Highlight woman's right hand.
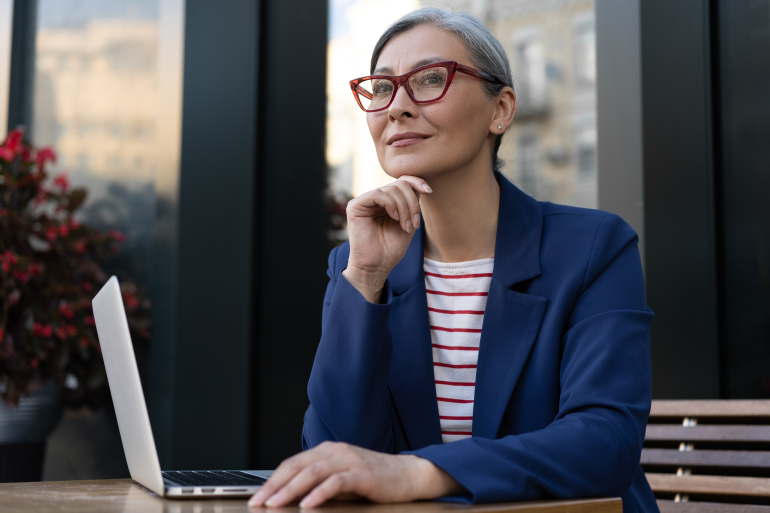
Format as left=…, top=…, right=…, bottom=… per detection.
left=342, top=176, right=432, bottom=303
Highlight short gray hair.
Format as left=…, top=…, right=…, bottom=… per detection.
left=370, top=7, right=514, bottom=171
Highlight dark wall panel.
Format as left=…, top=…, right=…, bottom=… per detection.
left=163, top=0, right=258, bottom=470
left=252, top=0, right=329, bottom=468
left=716, top=0, right=770, bottom=398
left=641, top=0, right=720, bottom=398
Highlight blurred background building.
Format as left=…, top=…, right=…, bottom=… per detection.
left=327, top=0, right=597, bottom=208
left=0, top=0, right=768, bottom=485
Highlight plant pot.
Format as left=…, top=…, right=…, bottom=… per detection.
left=0, top=380, right=63, bottom=482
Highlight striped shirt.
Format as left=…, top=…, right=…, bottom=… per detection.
left=424, top=257, right=494, bottom=443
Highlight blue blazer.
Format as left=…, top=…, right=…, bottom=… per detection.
left=302, top=173, right=658, bottom=513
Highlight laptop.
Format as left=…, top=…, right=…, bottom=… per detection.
left=93, top=276, right=270, bottom=497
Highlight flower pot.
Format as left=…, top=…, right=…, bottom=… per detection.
left=0, top=380, right=63, bottom=482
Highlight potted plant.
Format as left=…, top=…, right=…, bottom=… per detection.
left=0, top=127, right=148, bottom=482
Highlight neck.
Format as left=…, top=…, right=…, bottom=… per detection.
left=420, top=161, right=500, bottom=263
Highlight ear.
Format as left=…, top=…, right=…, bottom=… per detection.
left=489, top=86, right=516, bottom=134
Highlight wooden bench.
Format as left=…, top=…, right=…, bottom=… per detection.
left=642, top=400, right=770, bottom=512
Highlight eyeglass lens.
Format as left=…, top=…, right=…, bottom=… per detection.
left=356, top=67, right=449, bottom=111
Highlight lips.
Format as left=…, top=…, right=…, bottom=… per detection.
left=387, top=132, right=431, bottom=147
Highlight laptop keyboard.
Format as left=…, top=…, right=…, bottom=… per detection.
left=163, top=470, right=267, bottom=487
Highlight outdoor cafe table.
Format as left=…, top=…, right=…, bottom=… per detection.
left=0, top=479, right=621, bottom=512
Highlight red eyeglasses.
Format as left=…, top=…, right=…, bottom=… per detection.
left=349, top=61, right=502, bottom=113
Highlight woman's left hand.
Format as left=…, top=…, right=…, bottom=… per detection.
left=247, top=441, right=464, bottom=509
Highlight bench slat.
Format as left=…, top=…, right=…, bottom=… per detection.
left=641, top=448, right=770, bottom=468
left=646, top=473, right=770, bottom=497
left=651, top=400, right=770, bottom=418
left=645, top=425, right=770, bottom=443
left=657, top=500, right=770, bottom=512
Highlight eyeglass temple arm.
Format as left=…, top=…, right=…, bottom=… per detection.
left=352, top=82, right=373, bottom=100
left=456, top=63, right=500, bottom=84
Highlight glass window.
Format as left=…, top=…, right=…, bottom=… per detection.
left=31, top=0, right=161, bottom=290
left=327, top=0, right=597, bottom=211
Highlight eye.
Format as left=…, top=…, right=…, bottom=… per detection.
left=418, top=72, right=445, bottom=86
left=372, top=81, right=394, bottom=95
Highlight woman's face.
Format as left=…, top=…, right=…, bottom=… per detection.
left=367, top=25, right=500, bottom=181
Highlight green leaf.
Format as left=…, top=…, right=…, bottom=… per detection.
left=66, top=189, right=87, bottom=212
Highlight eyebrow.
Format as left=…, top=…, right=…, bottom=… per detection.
left=373, top=57, right=448, bottom=75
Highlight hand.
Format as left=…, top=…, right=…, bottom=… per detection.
left=247, top=441, right=463, bottom=509
left=342, top=176, right=432, bottom=303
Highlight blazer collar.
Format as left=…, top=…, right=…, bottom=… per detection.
left=388, top=172, right=543, bottom=294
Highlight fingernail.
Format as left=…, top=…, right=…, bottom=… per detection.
left=299, top=498, right=312, bottom=508
left=248, top=490, right=265, bottom=506
left=265, top=493, right=282, bottom=507
left=392, top=210, right=399, bottom=220
left=422, top=184, right=433, bottom=193
left=405, top=219, right=412, bottom=233
left=412, top=214, right=420, bottom=228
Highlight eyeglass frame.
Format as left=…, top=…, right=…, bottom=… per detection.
left=349, top=60, right=503, bottom=113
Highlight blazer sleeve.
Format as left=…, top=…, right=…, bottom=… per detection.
left=301, top=245, right=400, bottom=452
left=407, top=213, right=654, bottom=503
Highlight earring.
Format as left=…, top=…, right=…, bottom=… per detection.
left=497, top=124, right=503, bottom=130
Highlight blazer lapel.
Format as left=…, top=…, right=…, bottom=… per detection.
left=472, top=174, right=549, bottom=439
left=386, top=174, right=549, bottom=445
left=387, top=226, right=443, bottom=449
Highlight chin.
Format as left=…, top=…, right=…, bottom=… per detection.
left=382, top=155, right=447, bottom=180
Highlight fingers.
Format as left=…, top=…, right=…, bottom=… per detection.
left=391, top=180, right=422, bottom=231
left=263, top=459, right=340, bottom=507
left=373, top=187, right=411, bottom=233
left=299, top=471, right=360, bottom=509
left=248, top=443, right=334, bottom=507
left=375, top=177, right=429, bottom=233
left=396, top=175, right=433, bottom=195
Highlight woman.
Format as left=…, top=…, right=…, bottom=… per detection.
left=249, top=8, right=656, bottom=513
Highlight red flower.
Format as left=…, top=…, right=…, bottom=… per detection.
left=4, top=128, right=23, bottom=152
left=85, top=315, right=96, bottom=326
left=108, top=229, right=127, bottom=242
left=70, top=218, right=81, bottom=229
left=12, top=269, right=29, bottom=283
left=3, top=251, right=18, bottom=265
left=1, top=261, right=8, bottom=273
left=80, top=338, right=89, bottom=349
left=0, top=328, right=4, bottom=341
left=0, top=147, right=13, bottom=162
left=123, top=294, right=139, bottom=309
left=27, top=263, right=42, bottom=276
left=67, top=325, right=77, bottom=337
left=59, top=224, right=70, bottom=237
left=55, top=326, right=68, bottom=341
left=59, top=302, right=75, bottom=319
left=75, top=240, right=86, bottom=253
left=33, top=322, right=53, bottom=338
left=53, top=172, right=70, bottom=192
left=30, top=357, right=39, bottom=370
left=45, top=226, right=58, bottom=242
left=35, top=147, right=57, bottom=167
left=82, top=282, right=93, bottom=292
left=33, top=192, right=48, bottom=207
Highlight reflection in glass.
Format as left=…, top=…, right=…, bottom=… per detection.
left=327, top=0, right=597, bottom=208
left=31, top=0, right=161, bottom=292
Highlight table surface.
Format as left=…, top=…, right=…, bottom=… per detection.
left=0, top=479, right=621, bottom=513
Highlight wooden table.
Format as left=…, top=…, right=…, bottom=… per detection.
left=0, top=479, right=620, bottom=513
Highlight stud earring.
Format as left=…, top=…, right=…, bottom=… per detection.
left=497, top=124, right=503, bottom=130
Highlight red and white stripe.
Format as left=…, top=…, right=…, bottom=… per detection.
left=424, top=257, right=493, bottom=443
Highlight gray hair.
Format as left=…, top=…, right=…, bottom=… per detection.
left=370, top=7, right=514, bottom=171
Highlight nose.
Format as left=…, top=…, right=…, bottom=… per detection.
left=387, top=82, right=417, bottom=119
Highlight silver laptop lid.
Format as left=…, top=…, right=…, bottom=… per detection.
left=93, top=276, right=165, bottom=496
